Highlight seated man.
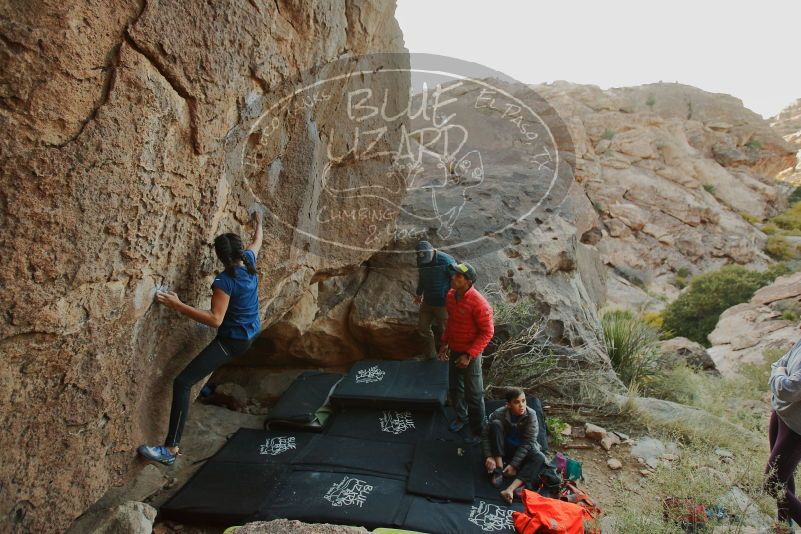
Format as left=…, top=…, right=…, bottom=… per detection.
left=481, top=387, right=547, bottom=503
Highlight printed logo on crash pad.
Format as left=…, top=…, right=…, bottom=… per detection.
left=355, top=365, right=386, bottom=384
left=323, top=475, right=374, bottom=507
left=468, top=501, right=515, bottom=532
left=379, top=410, right=415, bottom=434
left=259, top=436, right=296, bottom=456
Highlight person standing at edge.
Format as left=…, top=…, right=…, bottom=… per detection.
left=137, top=211, right=263, bottom=465
left=765, top=330, right=801, bottom=533
left=414, top=240, right=457, bottom=359
left=438, top=262, right=494, bottom=445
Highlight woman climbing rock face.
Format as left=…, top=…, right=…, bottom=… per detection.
left=137, top=211, right=263, bottom=465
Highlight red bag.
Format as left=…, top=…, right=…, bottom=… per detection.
left=663, top=497, right=707, bottom=530
left=560, top=481, right=602, bottom=519
left=512, top=489, right=595, bottom=534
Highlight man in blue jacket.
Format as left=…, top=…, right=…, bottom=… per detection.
left=414, top=240, right=456, bottom=359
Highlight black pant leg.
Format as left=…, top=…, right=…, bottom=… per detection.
left=463, top=355, right=486, bottom=435
left=488, top=419, right=505, bottom=457
left=515, top=448, right=548, bottom=485
left=164, top=336, right=250, bottom=446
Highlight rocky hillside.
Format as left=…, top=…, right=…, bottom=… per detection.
left=0, top=1, right=406, bottom=531
left=536, top=82, right=796, bottom=311
left=772, top=98, right=801, bottom=184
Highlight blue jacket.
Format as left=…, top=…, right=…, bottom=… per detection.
left=416, top=250, right=456, bottom=307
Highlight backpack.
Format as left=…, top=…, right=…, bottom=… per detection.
left=535, top=458, right=562, bottom=497
left=555, top=452, right=583, bottom=482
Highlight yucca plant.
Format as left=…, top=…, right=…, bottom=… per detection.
left=601, top=309, right=660, bottom=387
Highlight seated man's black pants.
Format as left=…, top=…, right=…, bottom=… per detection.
left=487, top=418, right=546, bottom=484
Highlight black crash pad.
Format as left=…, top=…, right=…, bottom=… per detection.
left=401, top=495, right=523, bottom=534
left=407, top=441, right=474, bottom=502
left=325, top=408, right=437, bottom=444
left=257, top=471, right=410, bottom=530
left=211, top=428, right=317, bottom=464
left=330, top=359, right=448, bottom=409
left=292, top=434, right=414, bottom=479
left=160, top=462, right=290, bottom=525
left=265, top=371, right=342, bottom=431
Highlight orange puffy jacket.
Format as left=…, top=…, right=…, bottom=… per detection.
left=513, top=489, right=594, bottom=534
left=440, top=286, right=494, bottom=357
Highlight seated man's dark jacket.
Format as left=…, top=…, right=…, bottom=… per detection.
left=481, top=405, right=540, bottom=468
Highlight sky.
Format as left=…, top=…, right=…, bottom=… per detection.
left=395, top=0, right=800, bottom=119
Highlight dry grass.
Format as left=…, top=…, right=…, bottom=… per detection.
left=484, top=314, right=620, bottom=409
left=600, top=351, right=783, bottom=532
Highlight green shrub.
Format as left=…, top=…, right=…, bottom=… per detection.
left=545, top=416, right=569, bottom=448
left=775, top=299, right=801, bottom=324
left=739, top=212, right=759, bottom=224
left=789, top=186, right=801, bottom=205
left=702, top=183, right=716, bottom=194
left=601, top=128, right=615, bottom=141
left=601, top=309, right=660, bottom=386
left=662, top=265, right=789, bottom=346
left=744, top=138, right=762, bottom=151
left=766, top=235, right=793, bottom=260
left=761, top=222, right=779, bottom=235
left=676, top=266, right=692, bottom=278
left=646, top=94, right=656, bottom=110
left=640, top=311, right=664, bottom=331
left=770, top=202, right=801, bottom=235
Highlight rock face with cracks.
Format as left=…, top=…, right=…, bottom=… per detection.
left=0, top=1, right=407, bottom=531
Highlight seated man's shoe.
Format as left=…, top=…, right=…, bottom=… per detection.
left=464, top=434, right=481, bottom=446
left=137, top=444, right=176, bottom=466
left=490, top=468, right=504, bottom=488
left=448, top=419, right=466, bottom=433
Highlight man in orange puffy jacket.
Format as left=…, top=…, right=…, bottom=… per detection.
left=437, top=262, right=495, bottom=445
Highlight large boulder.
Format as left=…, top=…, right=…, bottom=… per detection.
left=65, top=501, right=157, bottom=534
left=0, top=1, right=407, bottom=531
left=659, top=337, right=717, bottom=372
left=706, top=274, right=801, bottom=376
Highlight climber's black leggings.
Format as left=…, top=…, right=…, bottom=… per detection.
left=164, top=336, right=252, bottom=447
